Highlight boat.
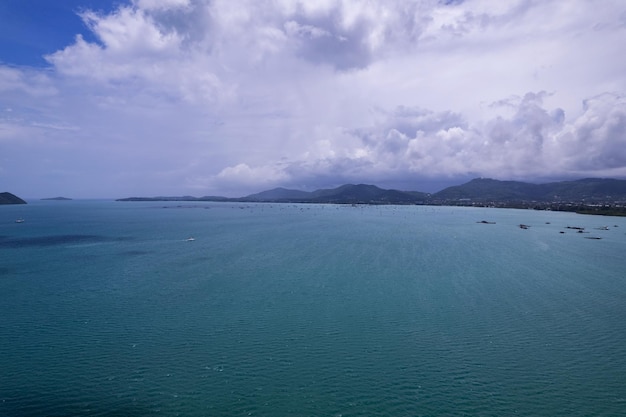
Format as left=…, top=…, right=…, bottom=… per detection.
left=15, top=218, right=24, bottom=223
left=186, top=237, right=195, bottom=241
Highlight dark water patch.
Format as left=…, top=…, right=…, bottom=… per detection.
left=0, top=235, right=132, bottom=248
left=119, top=250, right=152, bottom=256
left=0, top=394, right=155, bottom=417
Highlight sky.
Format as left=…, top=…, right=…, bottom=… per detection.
left=1, top=0, right=625, bottom=198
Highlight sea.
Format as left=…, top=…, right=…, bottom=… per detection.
left=1, top=200, right=626, bottom=417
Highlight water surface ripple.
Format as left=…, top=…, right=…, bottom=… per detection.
left=1, top=201, right=626, bottom=416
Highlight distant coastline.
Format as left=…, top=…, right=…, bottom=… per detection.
left=41, top=197, right=73, bottom=201
left=116, top=177, right=626, bottom=217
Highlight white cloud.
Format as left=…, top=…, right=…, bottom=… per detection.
left=0, top=66, right=57, bottom=97
left=47, top=7, right=184, bottom=78
left=206, top=91, right=626, bottom=193
left=133, top=0, right=190, bottom=11
left=552, top=93, right=626, bottom=173
left=284, top=21, right=331, bottom=39
left=187, top=162, right=289, bottom=196
left=2, top=0, right=625, bottom=197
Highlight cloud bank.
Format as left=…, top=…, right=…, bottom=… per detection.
left=1, top=0, right=625, bottom=197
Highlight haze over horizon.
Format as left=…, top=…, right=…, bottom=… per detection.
left=1, top=0, right=625, bottom=198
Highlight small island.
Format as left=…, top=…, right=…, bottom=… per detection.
left=0, top=192, right=27, bottom=205
left=41, top=197, right=72, bottom=201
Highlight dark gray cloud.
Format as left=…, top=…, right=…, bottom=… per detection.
left=285, top=12, right=372, bottom=70
left=280, top=1, right=430, bottom=71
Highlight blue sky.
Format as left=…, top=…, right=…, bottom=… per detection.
left=1, top=0, right=625, bottom=198
left=0, top=1, right=116, bottom=66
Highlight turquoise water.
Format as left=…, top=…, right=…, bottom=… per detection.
left=1, top=201, right=626, bottom=416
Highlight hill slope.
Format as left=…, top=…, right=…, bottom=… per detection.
left=432, top=178, right=626, bottom=202
left=244, top=187, right=312, bottom=201
left=242, top=184, right=429, bottom=203
left=0, top=192, right=27, bottom=205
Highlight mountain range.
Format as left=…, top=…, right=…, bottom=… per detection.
left=118, top=178, right=626, bottom=205
left=244, top=183, right=429, bottom=204
left=4, top=178, right=626, bottom=212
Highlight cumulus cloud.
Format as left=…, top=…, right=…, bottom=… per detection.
left=133, top=0, right=190, bottom=11
left=1, top=0, right=625, bottom=197
left=209, top=91, right=626, bottom=193
left=0, top=66, right=56, bottom=97
left=182, top=161, right=294, bottom=197
left=45, top=6, right=212, bottom=100
left=553, top=93, right=626, bottom=174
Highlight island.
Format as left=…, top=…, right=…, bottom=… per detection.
left=41, top=197, right=73, bottom=201
left=0, top=192, right=27, bottom=205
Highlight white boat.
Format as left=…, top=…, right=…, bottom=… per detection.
left=186, top=237, right=195, bottom=241
left=15, top=218, right=24, bottom=223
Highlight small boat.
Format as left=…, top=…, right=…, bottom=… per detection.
left=186, top=237, right=195, bottom=241
left=15, top=218, right=24, bottom=223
